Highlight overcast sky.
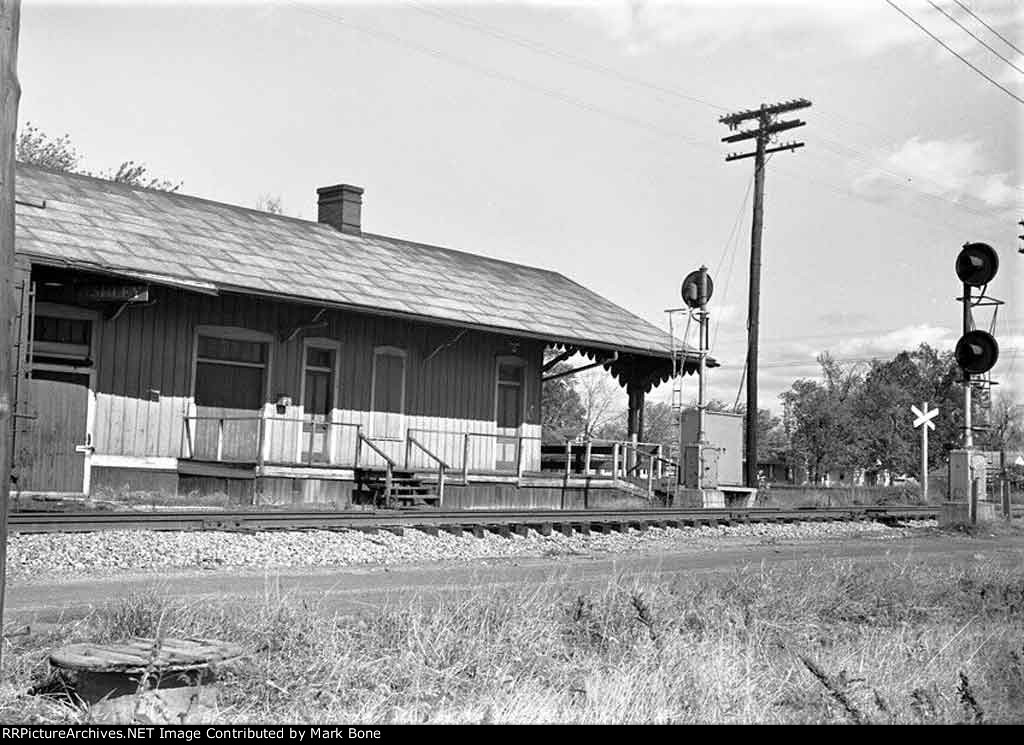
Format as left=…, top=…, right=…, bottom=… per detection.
left=16, top=0, right=1024, bottom=413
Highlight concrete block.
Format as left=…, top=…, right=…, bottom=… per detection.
left=939, top=501, right=970, bottom=528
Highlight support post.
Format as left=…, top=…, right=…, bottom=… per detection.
left=963, top=282, right=973, bottom=449
left=745, top=136, right=764, bottom=488
left=920, top=401, right=928, bottom=502
left=584, top=440, right=592, bottom=476
left=462, top=433, right=470, bottom=484
left=719, top=98, right=810, bottom=488
left=515, top=436, right=524, bottom=481
left=564, top=440, right=572, bottom=478
left=216, top=418, right=224, bottom=462
left=647, top=455, right=654, bottom=497
left=0, top=0, right=22, bottom=679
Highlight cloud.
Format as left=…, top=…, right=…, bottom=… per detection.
left=570, top=0, right=1023, bottom=59
left=851, top=136, right=1023, bottom=212
left=832, top=323, right=957, bottom=358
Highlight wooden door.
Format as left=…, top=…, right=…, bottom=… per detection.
left=495, top=361, right=524, bottom=472
left=17, top=370, right=89, bottom=492
left=302, top=346, right=335, bottom=464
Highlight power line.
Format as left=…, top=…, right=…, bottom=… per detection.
left=412, top=0, right=1024, bottom=211
left=952, top=0, right=1024, bottom=57
left=405, top=0, right=729, bottom=113
left=288, top=1, right=1011, bottom=234
left=288, top=1, right=717, bottom=152
left=885, top=0, right=1024, bottom=105
left=927, top=0, right=1024, bottom=76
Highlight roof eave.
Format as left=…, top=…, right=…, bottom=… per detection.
left=21, top=253, right=706, bottom=363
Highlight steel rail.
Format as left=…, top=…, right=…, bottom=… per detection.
left=6, top=505, right=944, bottom=535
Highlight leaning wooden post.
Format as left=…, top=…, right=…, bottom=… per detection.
left=584, top=440, right=592, bottom=476
left=461, top=433, right=470, bottom=484
left=0, top=0, right=21, bottom=678
left=564, top=440, right=572, bottom=478
left=612, top=443, right=620, bottom=480
left=647, top=454, right=654, bottom=497
left=515, top=436, right=525, bottom=482
left=216, top=418, right=224, bottom=462
left=437, top=463, right=445, bottom=506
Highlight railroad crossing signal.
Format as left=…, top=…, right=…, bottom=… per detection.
left=912, top=402, right=937, bottom=500
left=911, top=403, right=938, bottom=430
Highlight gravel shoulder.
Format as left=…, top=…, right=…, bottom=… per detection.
left=7, top=518, right=943, bottom=586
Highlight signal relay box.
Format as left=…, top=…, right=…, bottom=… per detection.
left=680, top=409, right=743, bottom=486
left=948, top=449, right=988, bottom=501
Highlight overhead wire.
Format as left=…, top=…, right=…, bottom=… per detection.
left=927, top=0, right=1024, bottom=75
left=884, top=0, right=1024, bottom=105
left=288, top=1, right=1015, bottom=235
left=951, top=0, right=1023, bottom=57
left=405, top=0, right=1024, bottom=210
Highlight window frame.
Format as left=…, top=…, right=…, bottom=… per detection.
left=369, top=345, right=407, bottom=439
left=32, top=302, right=97, bottom=364
left=494, top=355, right=527, bottom=431
left=299, top=338, right=342, bottom=420
left=189, top=325, right=273, bottom=409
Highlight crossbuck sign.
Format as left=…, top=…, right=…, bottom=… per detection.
left=912, top=403, right=939, bottom=430
left=911, top=402, right=939, bottom=499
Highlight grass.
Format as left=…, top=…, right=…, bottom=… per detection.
left=3, top=558, right=1023, bottom=724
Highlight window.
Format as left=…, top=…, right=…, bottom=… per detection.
left=496, top=359, right=525, bottom=429
left=33, top=315, right=92, bottom=363
left=372, top=348, right=405, bottom=414
left=371, top=347, right=406, bottom=438
left=303, top=345, right=336, bottom=418
left=194, top=334, right=268, bottom=410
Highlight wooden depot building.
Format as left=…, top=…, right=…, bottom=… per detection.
left=10, top=164, right=704, bottom=509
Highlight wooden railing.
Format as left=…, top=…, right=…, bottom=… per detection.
left=405, top=429, right=543, bottom=483
left=355, top=432, right=396, bottom=507
left=182, top=414, right=363, bottom=466
left=539, top=439, right=680, bottom=500
left=406, top=434, right=449, bottom=505
left=182, top=414, right=265, bottom=464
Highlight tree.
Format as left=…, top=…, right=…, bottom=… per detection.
left=577, top=368, right=625, bottom=440
left=705, top=399, right=786, bottom=462
left=255, top=193, right=285, bottom=215
left=853, top=344, right=961, bottom=479
left=541, top=361, right=585, bottom=443
left=16, top=122, right=78, bottom=171
left=983, top=394, right=1024, bottom=452
left=779, top=354, right=865, bottom=483
left=16, top=122, right=180, bottom=192
left=105, top=160, right=181, bottom=192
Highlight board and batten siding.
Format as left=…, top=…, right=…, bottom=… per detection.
left=89, top=287, right=544, bottom=470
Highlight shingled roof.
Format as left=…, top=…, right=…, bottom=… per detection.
left=14, top=163, right=693, bottom=365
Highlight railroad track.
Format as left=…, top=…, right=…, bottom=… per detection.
left=7, top=505, right=942, bottom=535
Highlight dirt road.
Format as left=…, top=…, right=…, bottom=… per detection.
left=7, top=530, right=1022, bottom=624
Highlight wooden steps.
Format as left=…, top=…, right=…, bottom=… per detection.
left=353, top=468, right=440, bottom=509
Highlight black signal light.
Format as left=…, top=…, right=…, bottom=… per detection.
left=955, top=330, right=999, bottom=375
left=955, top=242, right=999, bottom=286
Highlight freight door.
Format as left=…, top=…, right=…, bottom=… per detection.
left=17, top=370, right=90, bottom=492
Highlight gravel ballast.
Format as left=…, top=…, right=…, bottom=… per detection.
left=6, top=518, right=936, bottom=583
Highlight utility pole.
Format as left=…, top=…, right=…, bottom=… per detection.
left=0, top=0, right=21, bottom=676
left=719, top=98, right=811, bottom=488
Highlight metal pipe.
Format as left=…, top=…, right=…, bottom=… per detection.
left=963, top=282, right=973, bottom=448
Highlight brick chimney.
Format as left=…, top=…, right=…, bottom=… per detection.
left=317, top=183, right=363, bottom=235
